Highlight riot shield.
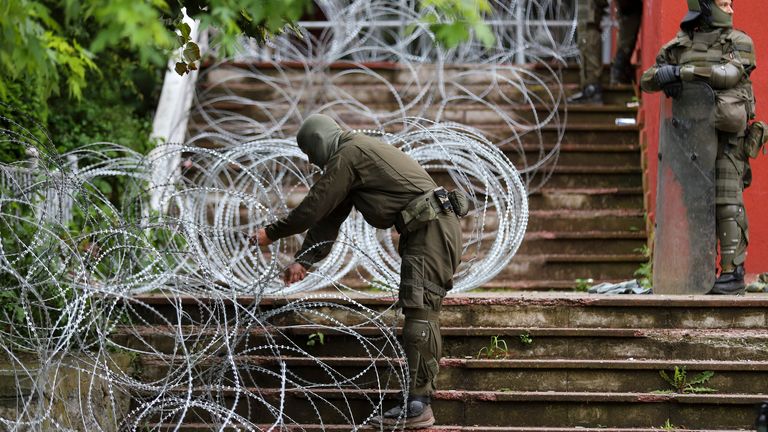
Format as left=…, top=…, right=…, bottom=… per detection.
left=652, top=81, right=717, bottom=295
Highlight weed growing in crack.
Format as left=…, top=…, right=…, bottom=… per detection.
left=477, top=335, right=509, bottom=359
left=654, top=366, right=717, bottom=394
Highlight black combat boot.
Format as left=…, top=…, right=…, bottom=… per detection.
left=709, top=264, right=746, bottom=295
left=567, top=83, right=603, bottom=104
left=370, top=396, right=435, bottom=429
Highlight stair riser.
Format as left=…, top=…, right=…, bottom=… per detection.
left=430, top=171, right=641, bottom=190
left=138, top=363, right=768, bottom=394
left=526, top=215, right=645, bottom=232
left=187, top=122, right=638, bottom=147
left=500, top=259, right=642, bottom=281
left=516, top=238, right=646, bottom=255
left=508, top=151, right=641, bottom=167
left=117, top=333, right=768, bottom=361
left=136, top=395, right=760, bottom=429
left=193, top=100, right=636, bottom=126
left=121, top=303, right=768, bottom=330
left=528, top=192, right=643, bottom=210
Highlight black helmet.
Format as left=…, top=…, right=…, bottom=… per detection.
left=681, top=0, right=711, bottom=29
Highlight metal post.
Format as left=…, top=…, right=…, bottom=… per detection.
left=516, top=1, right=526, bottom=64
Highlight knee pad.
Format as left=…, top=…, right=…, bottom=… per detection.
left=717, top=204, right=748, bottom=268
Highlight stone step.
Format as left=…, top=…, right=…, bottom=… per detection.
left=150, top=425, right=749, bottom=432
left=186, top=120, right=639, bottom=147
left=125, top=294, right=768, bottom=330
left=114, top=325, right=768, bottom=361
left=428, top=165, right=641, bottom=190
left=509, top=144, right=642, bottom=167
left=517, top=231, right=646, bottom=255
left=526, top=209, right=645, bottom=232
left=138, top=387, right=765, bottom=429
left=201, top=61, right=620, bottom=87
left=528, top=187, right=643, bottom=210
left=502, top=254, right=643, bottom=281
left=193, top=99, right=638, bottom=126
left=196, top=80, right=636, bottom=107
left=137, top=356, right=768, bottom=394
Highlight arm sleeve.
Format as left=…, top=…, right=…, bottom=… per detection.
left=294, top=197, right=354, bottom=269
left=640, top=47, right=670, bottom=93
left=264, top=149, right=357, bottom=241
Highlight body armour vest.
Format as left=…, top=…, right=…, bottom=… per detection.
left=666, top=28, right=756, bottom=133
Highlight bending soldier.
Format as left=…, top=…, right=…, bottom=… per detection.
left=640, top=0, right=757, bottom=294
left=570, top=0, right=643, bottom=104
left=252, top=114, right=463, bottom=428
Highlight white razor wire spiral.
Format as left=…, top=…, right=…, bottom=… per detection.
left=0, top=0, right=575, bottom=429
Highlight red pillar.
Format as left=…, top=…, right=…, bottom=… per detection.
left=639, top=0, right=768, bottom=278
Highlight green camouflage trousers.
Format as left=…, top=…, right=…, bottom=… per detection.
left=577, top=0, right=642, bottom=86
left=716, top=131, right=750, bottom=270
left=397, top=211, right=462, bottom=397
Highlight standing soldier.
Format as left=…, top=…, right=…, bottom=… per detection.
left=569, top=0, right=643, bottom=104
left=252, top=114, right=465, bottom=428
left=640, top=0, right=759, bottom=294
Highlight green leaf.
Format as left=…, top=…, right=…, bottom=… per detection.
left=473, top=22, right=495, bottom=48
left=431, top=22, right=470, bottom=49
left=182, top=42, right=201, bottom=63
left=174, top=61, right=188, bottom=75
left=687, top=370, right=715, bottom=386
left=178, top=22, right=192, bottom=41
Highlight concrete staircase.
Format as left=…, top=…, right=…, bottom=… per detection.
left=124, top=293, right=768, bottom=430
left=188, top=62, right=647, bottom=292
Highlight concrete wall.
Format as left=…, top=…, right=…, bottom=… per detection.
left=638, top=1, right=768, bottom=277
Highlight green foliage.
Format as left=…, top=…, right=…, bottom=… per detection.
left=634, top=243, right=652, bottom=289
left=0, top=0, right=313, bottom=101
left=0, top=0, right=97, bottom=99
left=658, top=419, right=678, bottom=430
left=46, top=47, right=161, bottom=156
left=421, top=0, right=495, bottom=48
left=477, top=335, right=509, bottom=359
left=2, top=0, right=493, bottom=105
left=657, top=366, right=717, bottom=394
left=574, top=278, right=593, bottom=292
left=519, top=332, right=533, bottom=345
left=307, top=332, right=325, bottom=347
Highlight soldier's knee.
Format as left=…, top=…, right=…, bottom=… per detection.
left=717, top=204, right=748, bottom=252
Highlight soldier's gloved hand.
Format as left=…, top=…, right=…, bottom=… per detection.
left=655, top=65, right=681, bottom=87
left=661, top=82, right=683, bottom=99
left=655, top=65, right=683, bottom=98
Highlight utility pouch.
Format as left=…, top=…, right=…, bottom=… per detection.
left=398, top=192, right=438, bottom=234
left=715, top=87, right=748, bottom=133
left=746, top=121, right=768, bottom=159
left=448, top=190, right=470, bottom=217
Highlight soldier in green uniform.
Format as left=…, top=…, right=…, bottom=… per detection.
left=640, top=0, right=756, bottom=294
left=569, top=0, right=643, bottom=104
left=252, top=114, right=463, bottom=428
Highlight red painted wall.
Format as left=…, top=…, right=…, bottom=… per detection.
left=639, top=0, right=768, bottom=278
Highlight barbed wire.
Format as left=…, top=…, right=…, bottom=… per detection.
left=0, top=0, right=575, bottom=429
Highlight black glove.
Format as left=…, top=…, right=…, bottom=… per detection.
left=655, top=65, right=682, bottom=98
left=662, top=82, right=682, bottom=98
left=655, top=64, right=680, bottom=86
